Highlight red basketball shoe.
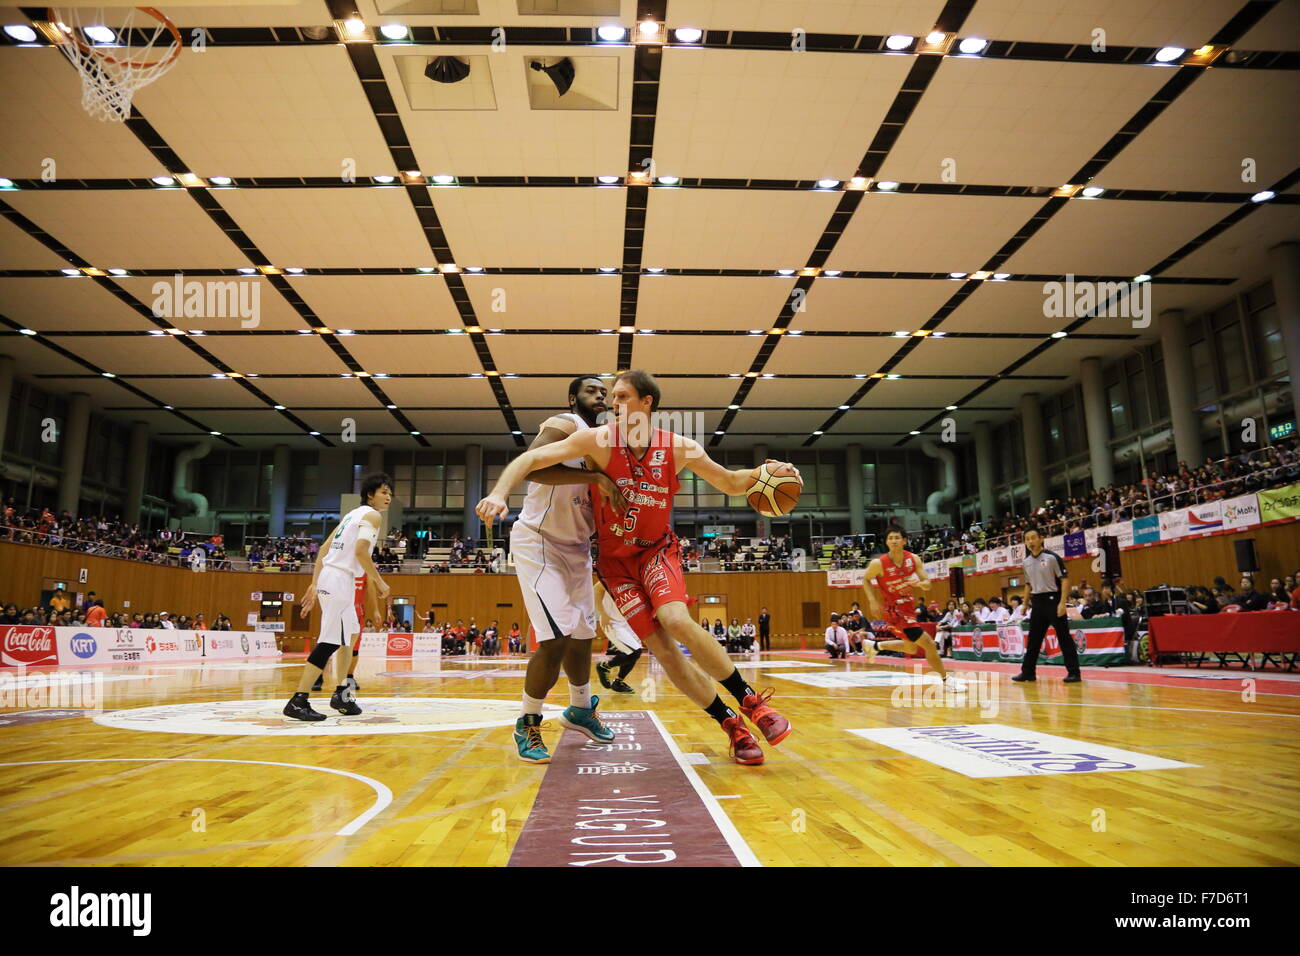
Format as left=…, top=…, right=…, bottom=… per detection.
left=721, top=715, right=764, bottom=765
left=740, top=688, right=792, bottom=746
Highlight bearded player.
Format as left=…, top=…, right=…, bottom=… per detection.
left=478, top=369, right=796, bottom=765
left=861, top=526, right=953, bottom=685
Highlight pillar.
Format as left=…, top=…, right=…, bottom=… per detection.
left=1269, top=243, right=1300, bottom=399
left=974, top=420, right=996, bottom=520
left=123, top=422, right=149, bottom=525
left=463, top=443, right=483, bottom=543
left=1158, top=309, right=1202, bottom=466
left=1080, top=357, right=1115, bottom=489
left=0, top=356, right=13, bottom=455
left=269, top=444, right=290, bottom=536
left=845, top=443, right=864, bottom=535
left=57, top=393, right=90, bottom=515
left=1018, top=393, right=1048, bottom=509
left=367, top=442, right=384, bottom=476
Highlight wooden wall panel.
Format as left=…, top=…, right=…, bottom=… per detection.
left=2, top=519, right=1295, bottom=646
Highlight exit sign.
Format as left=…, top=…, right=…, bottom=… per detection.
left=1269, top=421, right=1295, bottom=440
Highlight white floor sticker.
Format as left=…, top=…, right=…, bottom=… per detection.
left=776, top=671, right=953, bottom=688
left=93, top=697, right=564, bottom=736
left=848, top=724, right=1199, bottom=777
left=727, top=660, right=831, bottom=669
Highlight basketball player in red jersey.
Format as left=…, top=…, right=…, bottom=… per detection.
left=862, top=526, right=952, bottom=684
left=477, top=369, right=798, bottom=765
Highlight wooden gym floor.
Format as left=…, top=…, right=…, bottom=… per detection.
left=1, top=652, right=1297, bottom=867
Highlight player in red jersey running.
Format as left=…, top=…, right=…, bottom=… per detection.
left=477, top=369, right=798, bottom=765
left=862, top=526, right=952, bottom=684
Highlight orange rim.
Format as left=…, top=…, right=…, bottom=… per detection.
left=48, top=6, right=181, bottom=69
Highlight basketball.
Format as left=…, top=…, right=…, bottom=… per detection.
left=746, top=461, right=802, bottom=517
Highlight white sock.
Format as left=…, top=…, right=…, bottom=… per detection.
left=521, top=692, right=545, bottom=717
left=569, top=681, right=591, bottom=709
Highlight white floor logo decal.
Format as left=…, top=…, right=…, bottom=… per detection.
left=777, top=671, right=948, bottom=688
left=93, top=697, right=563, bottom=736
left=848, top=724, right=1198, bottom=777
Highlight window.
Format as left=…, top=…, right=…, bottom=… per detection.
left=1107, top=381, right=1129, bottom=435
left=1211, top=304, right=1248, bottom=392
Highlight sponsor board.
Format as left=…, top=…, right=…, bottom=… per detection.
left=413, top=633, right=441, bottom=657
left=951, top=619, right=1124, bottom=665
left=847, top=723, right=1198, bottom=778
left=827, top=568, right=866, bottom=588
left=48, top=627, right=280, bottom=666
left=1, top=625, right=59, bottom=667
left=1158, top=508, right=1189, bottom=541
left=254, top=621, right=285, bottom=632
left=1132, top=514, right=1160, bottom=544
left=92, top=696, right=563, bottom=736
left=1222, top=493, right=1260, bottom=530
left=1186, top=500, right=1223, bottom=534
left=386, top=633, right=413, bottom=658
left=1259, top=481, right=1300, bottom=523
left=1064, top=531, right=1086, bottom=558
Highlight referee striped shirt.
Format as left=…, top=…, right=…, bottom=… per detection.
left=1023, top=549, right=1068, bottom=595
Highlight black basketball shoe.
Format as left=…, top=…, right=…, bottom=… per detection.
left=284, top=693, right=327, bottom=722
left=330, top=685, right=362, bottom=716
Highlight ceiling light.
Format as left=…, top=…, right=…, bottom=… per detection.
left=823, top=269, right=841, bottom=277
left=372, top=175, right=396, bottom=184
left=1080, top=186, right=1105, bottom=198
left=417, top=266, right=437, bottom=273
left=971, top=270, right=991, bottom=280
left=875, top=180, right=899, bottom=191
left=885, top=34, right=914, bottom=50
left=1193, top=45, right=1215, bottom=56
left=1251, top=190, right=1275, bottom=203
left=813, top=430, right=824, bottom=435
left=401, top=169, right=422, bottom=181
left=285, top=267, right=303, bottom=274
left=147, top=329, right=165, bottom=336
left=374, top=373, right=388, bottom=378
left=768, top=328, right=785, bottom=335
left=748, top=330, right=764, bottom=336
left=102, top=372, right=115, bottom=378
left=1051, top=331, right=1068, bottom=338
left=886, top=374, right=901, bottom=380
left=237, top=267, right=256, bottom=275
left=337, top=329, right=355, bottom=335
left=776, top=269, right=795, bottom=276
left=209, top=176, right=232, bottom=186
left=465, top=325, right=482, bottom=333
left=925, top=30, right=946, bottom=45
left=993, top=272, right=1010, bottom=280
left=1134, top=274, right=1151, bottom=283
left=512, top=430, right=523, bottom=436
left=894, top=330, right=910, bottom=337
left=762, top=373, right=775, bottom=379
left=838, top=405, right=851, bottom=410
left=1154, top=46, right=1185, bottom=63
left=85, top=25, right=116, bottom=43
left=848, top=176, right=869, bottom=190
left=597, top=175, right=621, bottom=185
left=61, top=268, right=82, bottom=276
left=0, top=178, right=15, bottom=189
left=379, top=23, right=408, bottom=40
left=674, top=26, right=702, bottom=43
left=315, top=328, right=332, bottom=335
left=464, top=266, right=483, bottom=273
left=637, top=328, right=655, bottom=334
left=188, top=330, right=204, bottom=335
left=599, top=266, right=618, bottom=273
left=728, top=373, right=741, bottom=378
left=150, top=175, right=175, bottom=187
left=947, top=405, right=958, bottom=410
left=340, top=373, right=352, bottom=378
left=913, top=330, right=930, bottom=336
left=728, top=404, right=740, bottom=410
left=910, top=430, right=922, bottom=435
left=274, top=405, right=286, bottom=410
left=309, top=431, right=321, bottom=436
left=628, top=170, right=650, bottom=184
left=385, top=404, right=396, bottom=410
left=949, top=272, right=968, bottom=279
left=744, top=371, right=759, bottom=378
left=816, top=178, right=840, bottom=189
left=440, top=263, right=459, bottom=273
left=657, top=175, right=679, bottom=185
left=210, top=431, right=221, bottom=437
left=4, top=25, right=38, bottom=42
left=176, top=172, right=204, bottom=188
left=343, top=17, right=366, bottom=36
left=957, top=36, right=988, bottom=54
left=931, top=331, right=946, bottom=338
left=425, top=56, right=470, bottom=84
left=410, top=430, right=421, bottom=436
left=212, top=373, right=226, bottom=378
left=297, top=329, right=312, bottom=335
left=786, top=329, right=803, bottom=335
left=163, top=405, right=173, bottom=410
left=645, top=267, right=663, bottom=273
left=258, top=265, right=280, bottom=275
left=597, top=24, right=626, bottom=42
left=637, top=20, right=660, bottom=37
left=165, top=328, right=184, bottom=335
left=854, top=374, right=867, bottom=378
left=19, top=328, right=36, bottom=336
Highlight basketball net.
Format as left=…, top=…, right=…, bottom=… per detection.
left=48, top=7, right=181, bottom=122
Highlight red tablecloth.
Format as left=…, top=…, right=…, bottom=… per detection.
left=1149, top=610, right=1300, bottom=662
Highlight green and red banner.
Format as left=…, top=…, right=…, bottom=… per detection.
left=950, top=616, right=1126, bottom=666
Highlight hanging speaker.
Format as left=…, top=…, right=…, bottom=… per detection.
left=949, top=566, right=965, bottom=600
left=1098, top=535, right=1121, bottom=579
left=1234, top=538, right=1259, bottom=573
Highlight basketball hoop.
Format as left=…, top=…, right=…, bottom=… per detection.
left=47, top=7, right=181, bottom=122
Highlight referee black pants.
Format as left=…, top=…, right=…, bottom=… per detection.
left=1020, top=593, right=1080, bottom=678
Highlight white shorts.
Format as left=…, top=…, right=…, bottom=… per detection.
left=316, top=566, right=360, bottom=645
left=600, top=589, right=643, bottom=653
left=510, top=525, right=596, bottom=642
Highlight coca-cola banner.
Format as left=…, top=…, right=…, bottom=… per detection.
left=36, top=627, right=282, bottom=667
left=1, top=625, right=59, bottom=666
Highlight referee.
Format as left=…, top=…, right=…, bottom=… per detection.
left=1013, top=526, right=1082, bottom=684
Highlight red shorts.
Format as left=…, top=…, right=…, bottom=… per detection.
left=884, top=603, right=917, bottom=628
left=597, top=536, right=688, bottom=640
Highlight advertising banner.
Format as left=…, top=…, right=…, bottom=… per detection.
left=1132, top=514, right=1160, bottom=544
left=950, top=618, right=1125, bottom=666
left=1063, top=532, right=1086, bottom=558
left=1158, top=507, right=1189, bottom=541
left=1259, top=481, right=1300, bottom=524
left=827, top=568, right=866, bottom=588
left=46, top=627, right=280, bottom=666
left=1185, top=500, right=1223, bottom=535
left=1222, top=493, right=1260, bottom=530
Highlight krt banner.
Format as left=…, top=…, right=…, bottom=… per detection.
left=950, top=618, right=1125, bottom=666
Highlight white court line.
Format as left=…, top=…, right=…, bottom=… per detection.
left=645, top=710, right=761, bottom=868
left=755, top=694, right=1300, bottom=720
left=0, top=758, right=391, bottom=837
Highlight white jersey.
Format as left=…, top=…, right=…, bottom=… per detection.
left=322, top=504, right=378, bottom=577
left=514, top=412, right=594, bottom=545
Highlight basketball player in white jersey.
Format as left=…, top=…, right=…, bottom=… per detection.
left=594, top=579, right=643, bottom=694
left=283, top=473, right=393, bottom=721
left=508, top=376, right=627, bottom=763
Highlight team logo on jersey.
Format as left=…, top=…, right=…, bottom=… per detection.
left=648, top=449, right=666, bottom=466
left=650, top=467, right=662, bottom=480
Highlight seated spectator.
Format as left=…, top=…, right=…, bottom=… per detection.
left=508, top=622, right=523, bottom=654
left=740, top=617, right=756, bottom=652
